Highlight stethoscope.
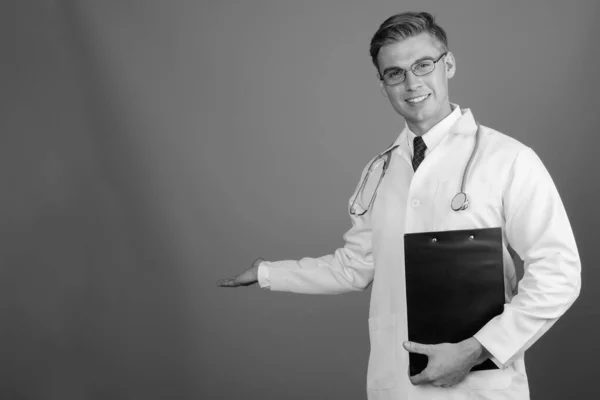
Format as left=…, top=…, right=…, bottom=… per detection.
left=349, top=125, right=481, bottom=216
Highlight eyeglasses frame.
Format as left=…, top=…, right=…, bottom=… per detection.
left=380, top=52, right=448, bottom=86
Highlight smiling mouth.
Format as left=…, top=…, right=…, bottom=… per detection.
left=406, top=94, right=430, bottom=104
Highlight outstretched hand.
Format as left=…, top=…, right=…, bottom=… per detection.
left=403, top=337, right=489, bottom=388
left=216, top=258, right=264, bottom=287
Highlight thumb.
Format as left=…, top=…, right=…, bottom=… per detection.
left=403, top=341, right=432, bottom=355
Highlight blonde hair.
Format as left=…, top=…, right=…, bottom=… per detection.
left=369, top=12, right=449, bottom=72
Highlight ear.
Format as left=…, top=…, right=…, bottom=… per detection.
left=444, top=51, right=456, bottom=79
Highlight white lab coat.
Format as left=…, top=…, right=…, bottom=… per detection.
left=259, top=108, right=581, bottom=400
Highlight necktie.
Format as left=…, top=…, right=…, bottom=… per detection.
left=412, top=136, right=427, bottom=171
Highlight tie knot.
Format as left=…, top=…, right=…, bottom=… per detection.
left=412, top=136, right=427, bottom=172
left=413, top=136, right=427, bottom=153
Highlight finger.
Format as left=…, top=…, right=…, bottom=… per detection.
left=403, top=341, right=432, bottom=356
left=435, top=377, right=457, bottom=388
left=409, top=370, right=431, bottom=386
left=216, top=278, right=229, bottom=287
left=216, top=278, right=238, bottom=287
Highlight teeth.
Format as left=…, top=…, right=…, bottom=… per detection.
left=407, top=95, right=428, bottom=103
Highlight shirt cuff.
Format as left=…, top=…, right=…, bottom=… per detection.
left=473, top=333, right=507, bottom=369
left=257, top=262, right=271, bottom=289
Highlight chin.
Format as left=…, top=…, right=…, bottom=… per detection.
left=402, top=110, right=431, bottom=123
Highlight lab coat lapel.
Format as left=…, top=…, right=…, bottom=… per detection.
left=405, top=108, right=479, bottom=187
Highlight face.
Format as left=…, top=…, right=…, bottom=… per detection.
left=377, top=32, right=456, bottom=135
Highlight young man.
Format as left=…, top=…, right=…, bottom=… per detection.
left=218, top=12, right=581, bottom=400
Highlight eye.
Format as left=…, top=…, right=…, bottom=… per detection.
left=386, top=70, right=402, bottom=78
left=414, top=61, right=433, bottom=70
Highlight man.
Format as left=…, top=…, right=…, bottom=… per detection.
left=217, top=11, right=581, bottom=400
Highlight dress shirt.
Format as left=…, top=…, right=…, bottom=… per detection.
left=406, top=103, right=461, bottom=158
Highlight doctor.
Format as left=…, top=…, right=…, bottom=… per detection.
left=217, top=11, right=581, bottom=400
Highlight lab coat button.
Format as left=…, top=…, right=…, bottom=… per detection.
left=411, top=199, right=420, bottom=207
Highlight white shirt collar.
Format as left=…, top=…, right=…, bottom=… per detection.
left=406, top=103, right=462, bottom=157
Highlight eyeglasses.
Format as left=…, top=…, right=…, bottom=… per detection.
left=380, top=52, right=447, bottom=86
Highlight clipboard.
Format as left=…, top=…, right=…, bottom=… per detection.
left=404, top=227, right=505, bottom=376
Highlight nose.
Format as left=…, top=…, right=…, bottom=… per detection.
left=404, top=70, right=423, bottom=91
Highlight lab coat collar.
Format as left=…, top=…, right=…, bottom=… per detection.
left=382, top=106, right=478, bottom=158
left=407, top=105, right=462, bottom=156
left=449, top=108, right=478, bottom=136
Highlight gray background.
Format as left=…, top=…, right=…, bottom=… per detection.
left=1, top=0, right=598, bottom=399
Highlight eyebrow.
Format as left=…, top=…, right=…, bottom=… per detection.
left=381, top=56, right=436, bottom=76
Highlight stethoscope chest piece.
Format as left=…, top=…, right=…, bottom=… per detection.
left=451, top=192, right=469, bottom=211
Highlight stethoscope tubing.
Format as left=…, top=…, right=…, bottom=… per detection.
left=349, top=125, right=481, bottom=215
left=451, top=124, right=481, bottom=211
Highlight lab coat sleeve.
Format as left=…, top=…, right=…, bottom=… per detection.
left=257, top=165, right=375, bottom=295
left=473, top=146, right=581, bottom=366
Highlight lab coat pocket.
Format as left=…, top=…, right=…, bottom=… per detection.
left=367, top=315, right=397, bottom=390
left=462, top=368, right=512, bottom=390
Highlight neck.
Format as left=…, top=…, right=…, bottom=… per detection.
left=407, top=102, right=453, bottom=136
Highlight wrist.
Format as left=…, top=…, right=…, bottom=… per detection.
left=252, top=257, right=265, bottom=269
left=253, top=258, right=266, bottom=285
left=462, top=337, right=490, bottom=365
